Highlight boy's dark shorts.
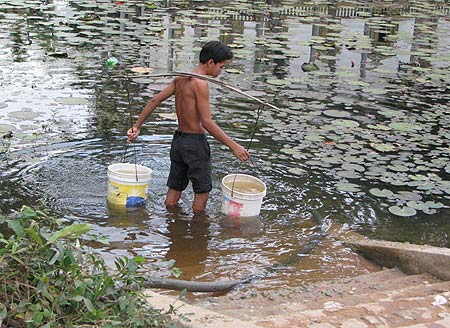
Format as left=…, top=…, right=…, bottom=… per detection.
left=167, top=130, right=212, bottom=194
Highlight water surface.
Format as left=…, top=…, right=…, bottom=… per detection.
left=1, top=0, right=449, bottom=292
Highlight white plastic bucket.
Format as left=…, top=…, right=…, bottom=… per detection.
left=221, top=174, right=266, bottom=217
left=107, top=163, right=152, bottom=208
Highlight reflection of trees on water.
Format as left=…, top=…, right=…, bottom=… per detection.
left=5, top=0, right=448, bottom=74
left=112, top=0, right=448, bottom=143
left=410, top=16, right=440, bottom=69
left=210, top=3, right=448, bottom=79
left=2, top=0, right=448, bottom=137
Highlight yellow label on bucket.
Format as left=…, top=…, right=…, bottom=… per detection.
left=107, top=180, right=148, bottom=208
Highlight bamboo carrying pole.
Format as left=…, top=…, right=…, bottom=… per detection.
left=114, top=71, right=280, bottom=111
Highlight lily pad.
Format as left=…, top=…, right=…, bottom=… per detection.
left=304, top=134, right=325, bottom=142
left=363, top=87, right=387, bottom=95
left=389, top=122, right=422, bottom=132
left=322, top=156, right=343, bottom=164
left=388, top=206, right=417, bottom=217
left=336, top=170, right=361, bottom=179
left=323, top=110, right=351, bottom=118
left=225, top=68, right=241, bottom=74
left=147, top=84, right=167, bottom=91
left=266, top=79, right=290, bottom=86
left=367, top=124, right=391, bottom=131
left=0, top=124, right=16, bottom=133
left=335, top=182, right=361, bottom=192
left=409, top=174, right=429, bottom=181
left=378, top=109, right=405, bottom=118
left=301, top=62, right=319, bottom=72
left=406, top=201, right=428, bottom=210
left=57, top=97, right=89, bottom=105
left=129, top=66, right=154, bottom=74
left=8, top=110, right=40, bottom=120
left=424, top=201, right=445, bottom=209
left=332, top=119, right=359, bottom=128
left=369, top=188, right=394, bottom=198
left=342, top=163, right=365, bottom=172
left=423, top=208, right=438, bottom=215
left=388, top=164, right=409, bottom=172
left=280, top=148, right=296, bottom=155
left=369, top=143, right=399, bottom=152
left=396, top=191, right=422, bottom=201
left=288, top=167, right=307, bottom=176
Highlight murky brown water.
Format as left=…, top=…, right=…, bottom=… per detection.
left=0, top=0, right=449, bottom=294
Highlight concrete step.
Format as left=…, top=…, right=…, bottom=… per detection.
left=253, top=292, right=450, bottom=327
left=282, top=276, right=448, bottom=311
left=198, top=271, right=450, bottom=327
left=144, top=291, right=262, bottom=328
left=152, top=238, right=450, bottom=328
left=345, top=239, right=450, bottom=281
left=200, top=268, right=403, bottom=313
left=400, top=317, right=450, bottom=327
left=274, top=271, right=437, bottom=303
left=250, top=281, right=450, bottom=327
left=205, top=269, right=441, bottom=321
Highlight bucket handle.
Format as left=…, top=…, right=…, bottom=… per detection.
left=230, top=104, right=264, bottom=197
left=123, top=78, right=139, bottom=182
left=231, top=173, right=238, bottom=198
left=122, top=142, right=139, bottom=182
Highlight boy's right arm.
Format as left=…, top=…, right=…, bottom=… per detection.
left=127, top=80, right=176, bottom=142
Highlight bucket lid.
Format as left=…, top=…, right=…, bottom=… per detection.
left=108, top=163, right=152, bottom=182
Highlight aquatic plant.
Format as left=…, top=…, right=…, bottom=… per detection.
left=0, top=206, right=178, bottom=327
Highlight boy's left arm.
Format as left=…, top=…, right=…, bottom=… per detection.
left=196, top=81, right=249, bottom=161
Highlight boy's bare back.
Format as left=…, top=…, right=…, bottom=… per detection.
left=174, top=76, right=209, bottom=134
left=127, top=41, right=249, bottom=163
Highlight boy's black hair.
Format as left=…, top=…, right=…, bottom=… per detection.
left=199, top=41, right=233, bottom=64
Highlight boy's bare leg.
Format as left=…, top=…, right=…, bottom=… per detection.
left=192, top=192, right=209, bottom=214
left=192, top=210, right=208, bottom=221
left=165, top=188, right=182, bottom=209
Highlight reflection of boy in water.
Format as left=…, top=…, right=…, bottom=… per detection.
left=127, top=41, right=250, bottom=214
left=165, top=214, right=210, bottom=280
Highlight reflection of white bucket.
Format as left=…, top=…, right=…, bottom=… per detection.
left=107, top=163, right=152, bottom=208
left=221, top=174, right=266, bottom=217
left=221, top=216, right=262, bottom=238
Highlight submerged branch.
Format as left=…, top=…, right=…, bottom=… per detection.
left=144, top=276, right=255, bottom=293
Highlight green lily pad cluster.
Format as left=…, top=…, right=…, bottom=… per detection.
left=0, top=0, right=449, bottom=223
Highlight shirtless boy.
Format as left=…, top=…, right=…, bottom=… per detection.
left=127, top=41, right=250, bottom=214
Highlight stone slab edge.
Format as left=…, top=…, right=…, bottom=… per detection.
left=144, top=291, right=261, bottom=328
left=344, top=238, right=450, bottom=281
